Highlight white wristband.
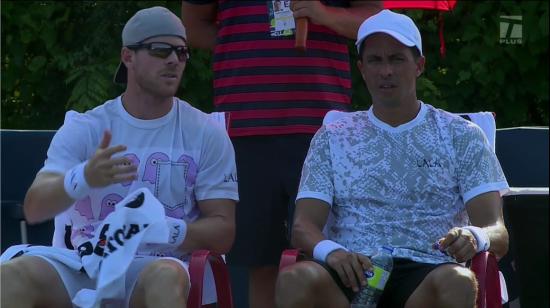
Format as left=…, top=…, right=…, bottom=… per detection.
left=141, top=217, right=187, bottom=253
left=313, top=240, right=348, bottom=262
left=64, top=161, right=91, bottom=200
left=462, top=226, right=490, bottom=252
left=165, top=217, right=187, bottom=247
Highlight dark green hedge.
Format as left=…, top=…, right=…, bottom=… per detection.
left=1, top=1, right=548, bottom=129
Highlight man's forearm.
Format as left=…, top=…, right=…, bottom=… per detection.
left=24, top=173, right=74, bottom=224
left=181, top=214, right=235, bottom=254
left=181, top=1, right=218, bottom=50
left=320, top=3, right=381, bottom=39
left=185, top=23, right=217, bottom=50
left=291, top=219, right=327, bottom=257
left=484, top=222, right=509, bottom=259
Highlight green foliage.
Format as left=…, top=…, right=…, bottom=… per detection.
left=411, top=1, right=549, bottom=128
left=1, top=1, right=548, bottom=129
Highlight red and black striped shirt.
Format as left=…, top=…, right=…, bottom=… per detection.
left=190, top=0, right=353, bottom=137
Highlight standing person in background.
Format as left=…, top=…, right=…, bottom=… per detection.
left=181, top=1, right=381, bottom=307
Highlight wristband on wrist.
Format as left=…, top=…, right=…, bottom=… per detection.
left=313, top=240, right=348, bottom=262
left=63, top=161, right=91, bottom=200
left=140, top=218, right=188, bottom=253
left=165, top=217, right=187, bottom=248
left=462, top=226, right=490, bottom=252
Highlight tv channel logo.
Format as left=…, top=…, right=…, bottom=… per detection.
left=500, top=15, right=522, bottom=44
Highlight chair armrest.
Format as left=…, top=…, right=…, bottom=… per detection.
left=188, top=250, right=233, bottom=308
left=470, top=251, right=502, bottom=308
left=279, top=249, right=302, bottom=271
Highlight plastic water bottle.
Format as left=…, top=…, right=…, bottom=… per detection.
left=351, top=246, right=394, bottom=307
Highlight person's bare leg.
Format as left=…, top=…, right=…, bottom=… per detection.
left=1, top=256, right=72, bottom=308
left=129, top=259, right=189, bottom=308
left=275, top=261, right=349, bottom=308
left=405, top=264, right=477, bottom=308
left=249, top=265, right=279, bottom=308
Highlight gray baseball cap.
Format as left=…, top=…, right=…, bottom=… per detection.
left=114, top=6, right=187, bottom=84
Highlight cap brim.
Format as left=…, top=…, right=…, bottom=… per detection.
left=114, top=62, right=127, bottom=84
left=356, top=29, right=416, bottom=53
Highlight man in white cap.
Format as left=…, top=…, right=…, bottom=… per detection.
left=1, top=6, right=238, bottom=308
left=275, top=10, right=509, bottom=308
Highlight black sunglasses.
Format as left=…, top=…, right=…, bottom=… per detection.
left=127, top=42, right=190, bottom=62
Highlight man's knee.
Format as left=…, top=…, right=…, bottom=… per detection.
left=2, top=256, right=56, bottom=291
left=139, top=259, right=190, bottom=292
left=433, top=266, right=477, bottom=303
left=1, top=261, right=29, bottom=293
left=275, top=262, right=325, bottom=300
left=1, top=256, right=70, bottom=307
left=277, top=262, right=323, bottom=288
left=439, top=266, right=477, bottom=292
left=276, top=261, right=349, bottom=308
left=130, top=259, right=190, bottom=308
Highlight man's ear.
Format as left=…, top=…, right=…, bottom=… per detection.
left=416, top=56, right=426, bottom=78
left=121, top=47, right=133, bottom=68
left=357, top=59, right=366, bottom=81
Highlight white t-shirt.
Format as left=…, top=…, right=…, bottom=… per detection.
left=42, top=96, right=239, bottom=256
left=297, top=102, right=509, bottom=264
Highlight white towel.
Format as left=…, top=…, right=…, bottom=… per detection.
left=52, top=209, right=72, bottom=248
left=73, top=187, right=173, bottom=308
left=1, top=188, right=190, bottom=308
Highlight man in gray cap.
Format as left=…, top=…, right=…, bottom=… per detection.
left=1, top=6, right=238, bottom=308
left=275, top=10, right=509, bottom=308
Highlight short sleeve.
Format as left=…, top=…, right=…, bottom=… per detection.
left=194, top=124, right=239, bottom=201
left=455, top=124, right=509, bottom=203
left=296, top=126, right=334, bottom=206
left=40, top=111, right=96, bottom=174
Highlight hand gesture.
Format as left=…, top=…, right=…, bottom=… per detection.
left=326, top=250, right=372, bottom=292
left=436, top=227, right=478, bottom=263
left=290, top=0, right=328, bottom=25
left=84, top=130, right=138, bottom=187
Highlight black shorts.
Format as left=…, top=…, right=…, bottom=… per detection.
left=226, top=134, right=313, bottom=267
left=313, top=258, right=454, bottom=307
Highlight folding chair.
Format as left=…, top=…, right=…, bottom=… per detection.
left=279, top=109, right=505, bottom=308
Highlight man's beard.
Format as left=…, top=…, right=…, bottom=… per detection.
left=137, top=73, right=181, bottom=98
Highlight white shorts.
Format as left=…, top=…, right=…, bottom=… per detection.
left=1, top=245, right=217, bottom=307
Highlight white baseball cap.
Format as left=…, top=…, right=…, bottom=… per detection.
left=355, top=9, right=422, bottom=56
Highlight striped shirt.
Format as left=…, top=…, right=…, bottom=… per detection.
left=188, top=0, right=353, bottom=137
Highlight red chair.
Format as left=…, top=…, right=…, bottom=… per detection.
left=188, top=250, right=234, bottom=308
left=279, top=249, right=501, bottom=308
left=187, top=114, right=234, bottom=308
left=470, top=251, right=502, bottom=308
